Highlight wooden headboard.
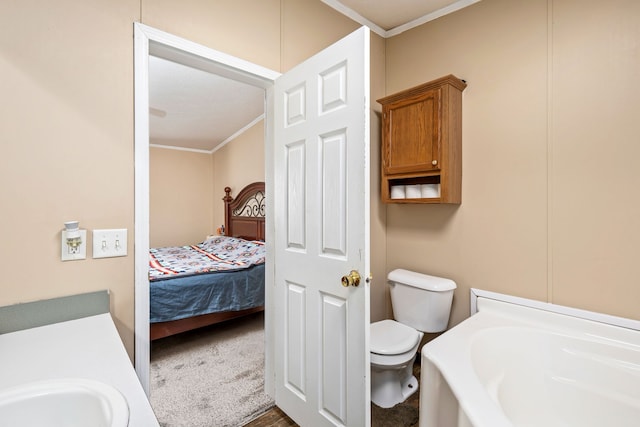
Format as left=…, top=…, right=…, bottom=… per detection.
left=223, top=182, right=265, bottom=241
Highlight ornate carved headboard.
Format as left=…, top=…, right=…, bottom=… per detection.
left=223, top=182, right=265, bottom=241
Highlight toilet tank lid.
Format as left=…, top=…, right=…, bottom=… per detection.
left=387, top=269, right=457, bottom=291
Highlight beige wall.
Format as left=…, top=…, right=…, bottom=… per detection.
left=280, top=0, right=360, bottom=71
left=0, top=0, right=365, bottom=358
left=550, top=0, right=640, bottom=317
left=369, top=33, right=389, bottom=322
left=0, top=0, right=140, bottom=353
left=149, top=147, right=214, bottom=247
left=141, top=0, right=282, bottom=72
left=384, top=0, right=640, bottom=328
left=211, top=120, right=266, bottom=230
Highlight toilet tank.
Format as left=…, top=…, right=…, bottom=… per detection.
left=388, top=269, right=456, bottom=333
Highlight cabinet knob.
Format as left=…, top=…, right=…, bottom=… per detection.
left=432, top=160, right=438, bottom=166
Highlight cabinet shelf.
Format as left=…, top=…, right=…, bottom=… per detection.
left=378, top=75, right=466, bottom=204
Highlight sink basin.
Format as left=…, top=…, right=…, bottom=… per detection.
left=0, top=378, right=129, bottom=427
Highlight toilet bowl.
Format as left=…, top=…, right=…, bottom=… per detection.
left=371, top=319, right=424, bottom=408
left=370, top=269, right=456, bottom=409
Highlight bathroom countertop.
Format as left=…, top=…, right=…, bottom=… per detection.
left=0, top=313, right=159, bottom=426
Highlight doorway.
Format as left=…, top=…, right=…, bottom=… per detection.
left=133, top=22, right=279, bottom=396
left=136, top=24, right=374, bottom=427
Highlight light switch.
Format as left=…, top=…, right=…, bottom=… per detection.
left=92, top=229, right=128, bottom=259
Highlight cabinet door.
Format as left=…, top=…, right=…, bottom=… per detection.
left=383, top=88, right=440, bottom=175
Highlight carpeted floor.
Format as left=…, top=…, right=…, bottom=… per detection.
left=150, top=312, right=420, bottom=427
left=150, top=312, right=275, bottom=427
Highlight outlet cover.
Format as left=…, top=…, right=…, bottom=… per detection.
left=61, top=229, right=87, bottom=261
left=92, top=229, right=128, bottom=259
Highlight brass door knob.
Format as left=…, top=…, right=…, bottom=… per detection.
left=341, top=270, right=361, bottom=287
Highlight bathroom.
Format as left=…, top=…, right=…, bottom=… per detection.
left=2, top=0, right=639, bottom=425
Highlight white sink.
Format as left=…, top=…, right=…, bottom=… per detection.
left=0, top=378, right=129, bottom=427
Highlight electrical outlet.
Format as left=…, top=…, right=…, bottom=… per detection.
left=61, top=229, right=87, bottom=261
left=92, top=229, right=128, bottom=259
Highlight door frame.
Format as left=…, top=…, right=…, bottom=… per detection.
left=133, top=22, right=280, bottom=395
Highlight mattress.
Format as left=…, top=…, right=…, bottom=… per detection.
left=148, top=236, right=266, bottom=323
left=150, top=263, right=265, bottom=323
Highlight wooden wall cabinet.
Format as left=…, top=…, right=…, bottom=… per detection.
left=378, top=75, right=466, bottom=204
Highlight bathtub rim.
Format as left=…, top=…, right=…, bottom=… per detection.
left=470, top=289, right=640, bottom=332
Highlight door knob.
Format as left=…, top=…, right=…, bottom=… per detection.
left=341, top=270, right=361, bottom=287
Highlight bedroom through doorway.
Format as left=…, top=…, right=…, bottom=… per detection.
left=134, top=22, right=279, bottom=425
left=147, top=54, right=270, bottom=425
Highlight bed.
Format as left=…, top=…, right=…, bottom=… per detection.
left=149, top=182, right=266, bottom=340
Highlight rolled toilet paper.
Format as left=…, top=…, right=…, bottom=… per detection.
left=405, top=184, right=422, bottom=199
left=390, top=185, right=406, bottom=199
left=420, top=184, right=440, bottom=198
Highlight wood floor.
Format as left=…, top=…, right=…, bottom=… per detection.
left=244, top=406, right=297, bottom=427
left=245, top=358, right=421, bottom=427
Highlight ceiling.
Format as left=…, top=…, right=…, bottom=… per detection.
left=149, top=56, right=265, bottom=152
left=321, top=0, right=478, bottom=36
left=149, top=0, right=479, bottom=152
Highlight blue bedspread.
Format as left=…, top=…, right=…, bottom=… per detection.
left=150, top=263, right=265, bottom=323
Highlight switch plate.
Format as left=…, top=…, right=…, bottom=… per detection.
left=61, top=229, right=87, bottom=261
left=92, top=229, right=128, bottom=259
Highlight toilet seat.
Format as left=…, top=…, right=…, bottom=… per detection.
left=371, top=320, right=420, bottom=355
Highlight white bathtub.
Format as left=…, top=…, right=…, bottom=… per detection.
left=420, top=289, right=640, bottom=427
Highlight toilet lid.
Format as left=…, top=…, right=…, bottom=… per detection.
left=370, top=320, right=420, bottom=355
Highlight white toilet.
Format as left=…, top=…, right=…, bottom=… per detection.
left=370, top=269, right=456, bottom=408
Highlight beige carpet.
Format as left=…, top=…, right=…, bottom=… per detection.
left=150, top=312, right=275, bottom=427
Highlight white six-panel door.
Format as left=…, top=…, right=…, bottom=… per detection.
left=273, top=27, right=371, bottom=427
